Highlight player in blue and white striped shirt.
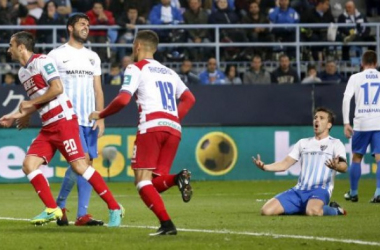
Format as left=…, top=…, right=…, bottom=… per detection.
left=252, top=107, right=348, bottom=216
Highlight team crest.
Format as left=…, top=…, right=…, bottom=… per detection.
left=320, top=145, right=328, bottom=151
left=89, top=58, right=95, bottom=65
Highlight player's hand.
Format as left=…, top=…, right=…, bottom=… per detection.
left=18, top=100, right=34, bottom=114
left=0, top=115, right=15, bottom=128
left=252, top=154, right=265, bottom=171
left=325, top=155, right=340, bottom=171
left=89, top=111, right=100, bottom=122
left=344, top=124, right=353, bottom=139
left=93, top=118, right=105, bottom=137
left=16, top=114, right=31, bottom=130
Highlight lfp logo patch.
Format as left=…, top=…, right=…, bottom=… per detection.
left=123, top=75, right=132, bottom=85
left=44, top=63, right=56, bottom=75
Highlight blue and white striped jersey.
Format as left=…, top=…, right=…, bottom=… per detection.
left=288, top=136, right=346, bottom=196
left=48, top=43, right=101, bottom=127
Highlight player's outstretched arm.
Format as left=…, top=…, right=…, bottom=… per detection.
left=16, top=114, right=31, bottom=130
left=252, top=155, right=296, bottom=172
left=325, top=155, right=348, bottom=173
left=0, top=110, right=27, bottom=128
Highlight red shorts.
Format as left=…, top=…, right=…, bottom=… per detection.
left=131, top=131, right=180, bottom=176
left=27, top=118, right=85, bottom=164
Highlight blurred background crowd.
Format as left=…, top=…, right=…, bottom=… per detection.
left=0, top=0, right=379, bottom=85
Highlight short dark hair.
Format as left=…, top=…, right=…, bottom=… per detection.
left=11, top=31, right=35, bottom=52
left=66, top=13, right=90, bottom=35
left=314, top=107, right=335, bottom=125
left=307, top=64, right=317, bottom=72
left=317, top=0, right=329, bottom=4
left=135, top=30, right=159, bottom=50
left=362, top=50, right=377, bottom=66
left=279, top=54, right=289, bottom=61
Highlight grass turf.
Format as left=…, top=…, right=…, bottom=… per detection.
left=0, top=179, right=379, bottom=250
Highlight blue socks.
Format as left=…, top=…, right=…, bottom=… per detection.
left=76, top=174, right=93, bottom=218
left=322, top=205, right=338, bottom=216
left=56, top=167, right=77, bottom=209
left=349, top=162, right=361, bottom=196
left=56, top=167, right=93, bottom=218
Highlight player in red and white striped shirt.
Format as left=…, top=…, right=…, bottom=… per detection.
left=89, top=30, right=196, bottom=235
left=0, top=31, right=124, bottom=227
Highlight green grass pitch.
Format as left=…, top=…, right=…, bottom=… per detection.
left=0, top=179, right=379, bottom=250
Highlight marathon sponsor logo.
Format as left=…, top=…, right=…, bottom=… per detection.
left=66, top=70, right=94, bottom=75
left=148, top=67, right=172, bottom=75
left=358, top=108, right=380, bottom=113
left=157, top=121, right=181, bottom=131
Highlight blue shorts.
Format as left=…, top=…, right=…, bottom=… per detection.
left=352, top=130, right=380, bottom=155
left=79, top=126, right=98, bottom=160
left=275, top=188, right=330, bottom=215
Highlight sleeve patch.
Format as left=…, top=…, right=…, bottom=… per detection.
left=43, top=63, right=56, bottom=75
left=123, top=75, right=132, bottom=85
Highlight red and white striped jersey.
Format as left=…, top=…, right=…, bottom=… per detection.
left=121, top=59, right=188, bottom=137
left=18, top=54, right=76, bottom=126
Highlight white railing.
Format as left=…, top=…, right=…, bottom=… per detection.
left=0, top=23, right=379, bottom=78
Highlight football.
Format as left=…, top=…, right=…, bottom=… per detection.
left=195, top=132, right=237, bottom=175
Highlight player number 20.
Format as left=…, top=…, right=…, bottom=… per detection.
left=63, top=139, right=77, bottom=153
left=156, top=81, right=176, bottom=111
left=361, top=82, right=380, bottom=105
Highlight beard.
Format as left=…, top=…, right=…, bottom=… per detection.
left=72, top=28, right=87, bottom=44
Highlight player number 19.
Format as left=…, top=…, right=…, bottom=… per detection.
left=156, top=81, right=176, bottom=111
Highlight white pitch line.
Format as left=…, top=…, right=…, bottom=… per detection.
left=1, top=217, right=379, bottom=247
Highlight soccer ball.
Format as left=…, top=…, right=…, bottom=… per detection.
left=195, top=132, right=237, bottom=175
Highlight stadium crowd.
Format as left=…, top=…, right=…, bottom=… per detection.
left=0, top=0, right=378, bottom=85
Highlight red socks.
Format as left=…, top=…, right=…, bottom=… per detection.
left=83, top=167, right=120, bottom=210
left=152, top=174, right=176, bottom=193
left=27, top=170, right=57, bottom=208
left=138, top=181, right=170, bottom=222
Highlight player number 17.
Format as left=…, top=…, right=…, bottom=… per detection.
left=361, top=82, right=380, bottom=105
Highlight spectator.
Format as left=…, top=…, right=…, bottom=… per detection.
left=301, top=64, right=322, bottom=84
left=177, top=59, right=200, bottom=85
left=149, top=0, right=185, bottom=60
left=241, top=1, right=274, bottom=59
left=105, top=62, right=124, bottom=85
left=19, top=0, right=44, bottom=19
left=209, top=0, right=246, bottom=60
left=268, top=0, right=299, bottom=42
left=0, top=0, right=23, bottom=44
left=183, top=0, right=210, bottom=60
left=300, top=0, right=335, bottom=61
left=18, top=2, right=37, bottom=36
left=243, top=55, right=271, bottom=84
left=116, top=6, right=145, bottom=61
left=123, top=0, right=152, bottom=22
left=2, top=72, right=16, bottom=86
left=268, top=0, right=299, bottom=58
left=271, top=54, right=300, bottom=84
left=224, top=64, right=242, bottom=84
left=337, top=1, right=375, bottom=61
left=318, top=60, right=343, bottom=84
left=86, top=1, right=116, bottom=62
left=37, top=1, right=66, bottom=44
left=149, top=0, right=183, bottom=27
left=46, top=0, right=71, bottom=17
left=291, top=0, right=319, bottom=13
left=199, top=57, right=226, bottom=84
